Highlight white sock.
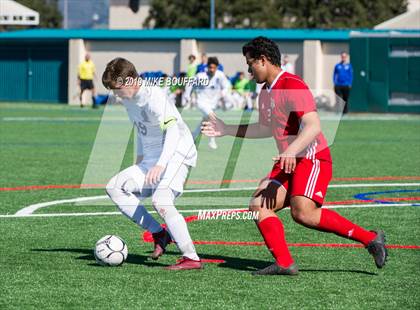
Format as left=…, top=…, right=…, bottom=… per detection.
left=152, top=188, right=199, bottom=261
left=165, top=214, right=199, bottom=261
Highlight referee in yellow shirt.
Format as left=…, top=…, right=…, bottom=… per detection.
left=78, top=53, right=97, bottom=108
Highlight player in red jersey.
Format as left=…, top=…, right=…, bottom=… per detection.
left=202, top=37, right=387, bottom=275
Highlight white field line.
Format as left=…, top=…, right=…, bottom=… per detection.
left=0, top=203, right=418, bottom=218
left=12, top=182, right=420, bottom=216
left=328, top=182, right=420, bottom=188
left=1, top=116, right=255, bottom=122
left=2, top=117, right=105, bottom=122
left=185, top=183, right=420, bottom=192
left=14, top=196, right=108, bottom=216
left=3, top=114, right=420, bottom=122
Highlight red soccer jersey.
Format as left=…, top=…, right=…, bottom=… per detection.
left=258, top=71, right=332, bottom=162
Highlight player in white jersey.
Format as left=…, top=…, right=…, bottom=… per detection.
left=102, top=58, right=202, bottom=270
left=183, top=57, right=232, bottom=150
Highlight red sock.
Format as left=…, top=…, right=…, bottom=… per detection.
left=257, top=216, right=294, bottom=268
left=317, top=209, right=376, bottom=246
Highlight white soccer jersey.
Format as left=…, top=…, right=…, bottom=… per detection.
left=122, top=85, right=197, bottom=169
left=184, top=70, right=231, bottom=110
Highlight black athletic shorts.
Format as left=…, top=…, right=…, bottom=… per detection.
left=80, top=79, right=94, bottom=90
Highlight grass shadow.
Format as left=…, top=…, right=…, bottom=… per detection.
left=31, top=248, right=166, bottom=267
left=299, top=268, right=378, bottom=276
left=163, top=250, right=270, bottom=271
left=32, top=248, right=378, bottom=275
left=164, top=250, right=377, bottom=275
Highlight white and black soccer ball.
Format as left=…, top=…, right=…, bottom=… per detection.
left=94, top=235, right=128, bottom=266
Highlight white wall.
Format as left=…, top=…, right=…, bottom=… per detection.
left=67, top=38, right=349, bottom=102
left=196, top=40, right=303, bottom=78
left=197, top=41, right=249, bottom=76
left=68, top=39, right=86, bottom=105
left=85, top=40, right=180, bottom=94
left=275, top=41, right=303, bottom=77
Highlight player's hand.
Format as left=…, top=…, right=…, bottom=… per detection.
left=201, top=115, right=226, bottom=137
left=273, top=152, right=296, bottom=174
left=145, top=165, right=165, bottom=185
left=255, top=181, right=279, bottom=210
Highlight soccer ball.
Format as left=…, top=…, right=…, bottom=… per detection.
left=94, top=235, right=128, bottom=266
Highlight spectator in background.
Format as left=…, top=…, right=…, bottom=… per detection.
left=281, top=55, right=294, bottom=74
left=78, top=53, right=97, bottom=108
left=333, top=52, right=353, bottom=114
left=197, top=53, right=224, bottom=73
left=187, top=54, right=197, bottom=78
left=171, top=72, right=187, bottom=108
left=160, top=73, right=174, bottom=104
left=231, top=72, right=249, bottom=109
left=244, top=74, right=258, bottom=111
left=233, top=72, right=249, bottom=95
left=197, top=53, right=208, bottom=73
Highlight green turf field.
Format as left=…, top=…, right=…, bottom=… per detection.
left=1, top=102, right=419, bottom=309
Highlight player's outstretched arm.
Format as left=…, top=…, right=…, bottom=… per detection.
left=201, top=114, right=271, bottom=139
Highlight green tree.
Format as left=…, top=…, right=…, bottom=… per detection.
left=144, top=0, right=283, bottom=28
left=280, top=0, right=408, bottom=28
left=16, top=0, right=62, bottom=28
left=144, top=0, right=211, bottom=28
left=220, top=0, right=284, bottom=28
left=145, top=0, right=408, bottom=29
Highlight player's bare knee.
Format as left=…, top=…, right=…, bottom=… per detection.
left=248, top=197, right=262, bottom=212
left=290, top=205, right=313, bottom=225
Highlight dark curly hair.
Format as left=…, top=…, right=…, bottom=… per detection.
left=207, top=56, right=219, bottom=66
left=242, top=36, right=281, bottom=67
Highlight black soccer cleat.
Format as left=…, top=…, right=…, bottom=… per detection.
left=366, top=230, right=388, bottom=269
left=150, top=228, right=173, bottom=261
left=252, top=263, right=299, bottom=276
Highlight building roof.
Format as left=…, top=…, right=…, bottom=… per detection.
left=374, top=9, right=420, bottom=30
left=0, top=28, right=350, bottom=41
left=0, top=28, right=418, bottom=41
left=0, top=0, right=39, bottom=26
left=351, top=30, right=420, bottom=38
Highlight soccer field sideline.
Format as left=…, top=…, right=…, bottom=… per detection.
left=3, top=114, right=420, bottom=122
left=1, top=203, right=418, bottom=219
left=1, top=181, right=419, bottom=218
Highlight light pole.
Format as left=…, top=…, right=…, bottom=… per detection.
left=63, top=0, right=68, bottom=29
left=210, top=0, right=215, bottom=29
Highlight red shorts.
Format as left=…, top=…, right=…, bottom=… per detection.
left=268, top=158, right=332, bottom=206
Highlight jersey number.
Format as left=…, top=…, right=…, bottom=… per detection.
left=135, top=121, right=147, bottom=136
